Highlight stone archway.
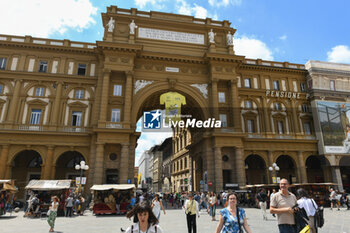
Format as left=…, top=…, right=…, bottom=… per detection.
left=54, top=151, right=86, bottom=180
left=11, top=150, right=43, bottom=199
left=306, top=155, right=329, bottom=183
left=245, top=154, right=267, bottom=184
left=276, top=155, right=298, bottom=183
left=339, top=156, right=350, bottom=192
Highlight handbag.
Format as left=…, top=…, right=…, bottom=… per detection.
left=299, top=225, right=310, bottom=233
left=236, top=207, right=243, bottom=233
left=311, top=199, right=324, bottom=228
left=47, top=209, right=52, bottom=216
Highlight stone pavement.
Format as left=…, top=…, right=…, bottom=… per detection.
left=0, top=207, right=349, bottom=233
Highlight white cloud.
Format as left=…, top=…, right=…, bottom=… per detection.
left=176, top=0, right=215, bottom=19
left=233, top=36, right=273, bottom=60
left=135, top=132, right=172, bottom=165
left=279, top=35, right=287, bottom=40
left=0, top=0, right=97, bottom=38
left=327, top=45, right=350, bottom=63
left=134, top=0, right=167, bottom=9
left=208, top=0, right=242, bottom=7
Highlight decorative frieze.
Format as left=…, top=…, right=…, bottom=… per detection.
left=190, top=84, right=208, bottom=99
left=134, top=80, right=154, bottom=95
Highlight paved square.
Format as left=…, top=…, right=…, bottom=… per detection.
left=0, top=207, right=349, bottom=232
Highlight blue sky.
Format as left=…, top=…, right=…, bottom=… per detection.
left=1, top=0, right=350, bottom=164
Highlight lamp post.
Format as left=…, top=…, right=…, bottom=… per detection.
left=75, top=160, right=89, bottom=193
left=268, top=163, right=280, bottom=184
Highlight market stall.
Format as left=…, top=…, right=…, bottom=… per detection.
left=25, top=180, right=73, bottom=217
left=0, top=180, right=17, bottom=216
left=290, top=183, right=337, bottom=206
left=90, top=184, right=135, bottom=215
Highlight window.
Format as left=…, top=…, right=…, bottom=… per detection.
left=184, top=157, right=187, bottom=168
left=77, top=64, right=86, bottom=76
left=274, top=103, right=282, bottom=111
left=111, top=109, right=121, bottom=122
left=0, top=84, right=3, bottom=94
left=38, top=61, right=48, bottom=72
left=307, top=80, right=313, bottom=89
left=218, top=92, right=225, bottom=103
left=72, top=111, right=82, bottom=126
left=247, top=119, right=255, bottom=133
left=30, top=109, right=42, bottom=125
left=273, top=80, right=280, bottom=90
left=330, top=80, right=335, bottom=91
left=219, top=114, right=227, bottom=127
left=75, top=89, right=84, bottom=99
left=244, top=78, right=251, bottom=88
left=0, top=58, right=7, bottom=70
left=277, top=121, right=284, bottom=134
left=304, top=122, right=311, bottom=135
left=180, top=160, right=183, bottom=170
left=245, top=100, right=252, bottom=109
left=35, top=87, right=44, bottom=97
left=113, top=85, right=122, bottom=96
left=300, top=83, right=306, bottom=92
left=302, top=104, right=310, bottom=113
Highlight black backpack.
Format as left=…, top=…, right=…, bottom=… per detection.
left=311, top=199, right=324, bottom=228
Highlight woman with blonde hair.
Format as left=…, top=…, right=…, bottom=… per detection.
left=47, top=196, right=59, bottom=232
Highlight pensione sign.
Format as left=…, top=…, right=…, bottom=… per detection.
left=266, top=90, right=301, bottom=99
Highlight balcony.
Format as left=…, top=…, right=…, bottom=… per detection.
left=105, top=122, right=123, bottom=129
left=62, top=127, right=86, bottom=133
left=18, top=125, right=43, bottom=131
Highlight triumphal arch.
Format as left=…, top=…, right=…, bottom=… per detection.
left=0, top=6, right=320, bottom=196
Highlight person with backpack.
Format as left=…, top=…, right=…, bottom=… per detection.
left=257, top=188, right=268, bottom=220
left=215, top=192, right=252, bottom=233
left=124, top=201, right=163, bottom=233
left=296, top=188, right=318, bottom=233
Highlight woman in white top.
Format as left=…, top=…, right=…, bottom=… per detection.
left=125, top=201, right=163, bottom=233
left=151, top=194, right=166, bottom=220
left=296, top=188, right=318, bottom=233
left=209, top=192, right=217, bottom=221
left=47, top=196, right=59, bottom=232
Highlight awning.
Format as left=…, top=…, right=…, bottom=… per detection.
left=2, top=183, right=17, bottom=193
left=90, top=184, right=136, bottom=191
left=0, top=180, right=11, bottom=184
left=25, top=180, right=72, bottom=190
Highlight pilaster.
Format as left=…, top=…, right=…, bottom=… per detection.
left=0, top=145, right=9, bottom=178
left=98, top=70, right=111, bottom=127
left=93, top=143, right=105, bottom=184
left=123, top=71, right=133, bottom=128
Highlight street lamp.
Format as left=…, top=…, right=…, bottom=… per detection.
left=75, top=160, right=89, bottom=193
left=269, top=163, right=280, bottom=184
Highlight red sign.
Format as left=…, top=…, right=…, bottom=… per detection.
left=208, top=182, right=212, bottom=186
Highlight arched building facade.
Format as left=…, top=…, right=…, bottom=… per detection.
left=3, top=6, right=345, bottom=198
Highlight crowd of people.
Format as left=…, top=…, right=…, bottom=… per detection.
left=7, top=182, right=349, bottom=233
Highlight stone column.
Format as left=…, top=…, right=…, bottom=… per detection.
left=98, top=70, right=111, bottom=127
left=0, top=145, right=9, bottom=178
left=262, top=98, right=271, bottom=133
left=267, top=151, right=274, bottom=184
left=5, top=164, right=12, bottom=179
left=214, top=147, right=223, bottom=191
left=204, top=139, right=215, bottom=191
left=50, top=165, right=56, bottom=180
left=297, top=151, right=308, bottom=183
left=93, top=143, right=105, bottom=184
left=120, top=143, right=130, bottom=184
left=210, top=79, right=219, bottom=119
left=51, top=82, right=63, bottom=127
left=230, top=79, right=241, bottom=131
left=87, top=135, right=97, bottom=188
left=291, top=101, right=300, bottom=134
left=6, top=79, right=22, bottom=125
left=43, top=146, right=54, bottom=179
left=123, top=72, right=133, bottom=128
left=331, top=166, right=344, bottom=192
left=235, top=147, right=246, bottom=187
left=128, top=145, right=136, bottom=184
